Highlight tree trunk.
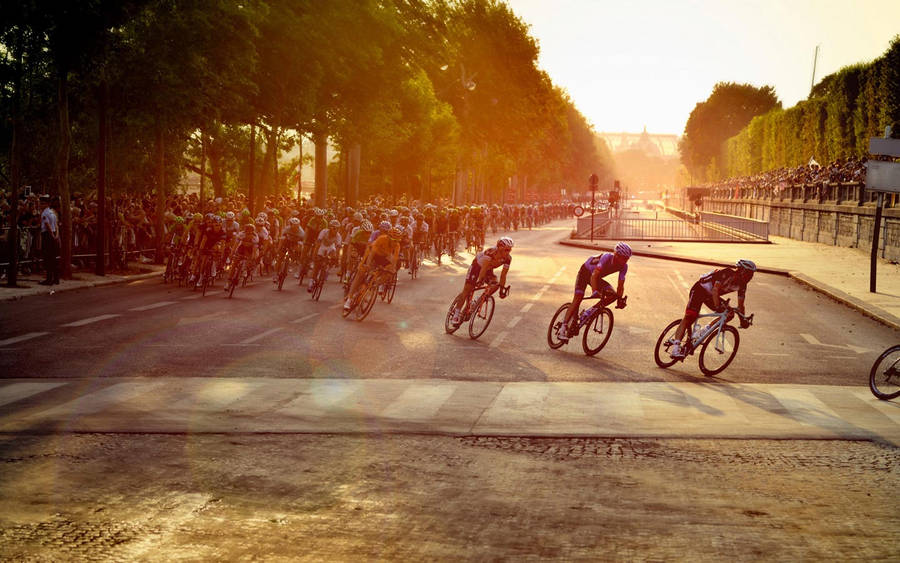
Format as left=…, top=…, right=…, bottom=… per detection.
left=5, top=29, right=23, bottom=287
left=154, top=122, right=166, bottom=264
left=349, top=143, right=361, bottom=205
left=259, top=125, right=274, bottom=206
left=56, top=68, right=73, bottom=280
left=96, top=79, right=108, bottom=276
left=199, top=131, right=206, bottom=202
left=313, top=131, right=327, bottom=208
left=296, top=136, right=303, bottom=201
left=248, top=122, right=256, bottom=214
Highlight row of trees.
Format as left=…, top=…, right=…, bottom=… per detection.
left=681, top=36, right=899, bottom=182
left=1, top=0, right=611, bottom=278
left=723, top=36, right=899, bottom=179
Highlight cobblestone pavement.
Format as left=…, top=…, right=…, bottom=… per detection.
left=1, top=434, right=897, bottom=560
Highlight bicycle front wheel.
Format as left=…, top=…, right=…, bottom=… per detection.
left=312, top=269, right=326, bottom=301
left=698, top=325, right=740, bottom=376
left=547, top=303, right=570, bottom=349
left=468, top=294, right=495, bottom=340
left=869, top=345, right=900, bottom=400
left=355, top=283, right=378, bottom=321
left=582, top=308, right=614, bottom=356
left=386, top=273, right=397, bottom=304
left=654, top=319, right=682, bottom=368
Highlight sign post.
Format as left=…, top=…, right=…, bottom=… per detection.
left=865, top=131, right=900, bottom=293
left=589, top=174, right=599, bottom=243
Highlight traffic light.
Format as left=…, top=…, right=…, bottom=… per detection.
left=589, top=174, right=599, bottom=189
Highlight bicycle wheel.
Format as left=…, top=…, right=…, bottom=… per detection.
left=277, top=260, right=287, bottom=291
left=582, top=308, right=614, bottom=356
left=312, top=268, right=326, bottom=301
left=386, top=272, right=397, bottom=304
left=547, top=303, right=571, bottom=349
left=355, top=283, right=378, bottom=321
left=869, top=345, right=900, bottom=400
left=653, top=319, right=682, bottom=368
left=445, top=296, right=464, bottom=334
left=227, top=263, right=240, bottom=299
left=698, top=325, right=740, bottom=376
left=468, top=294, right=495, bottom=340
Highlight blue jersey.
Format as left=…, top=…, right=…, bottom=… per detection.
left=583, top=253, right=627, bottom=282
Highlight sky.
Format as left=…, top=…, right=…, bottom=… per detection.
left=507, top=0, right=900, bottom=136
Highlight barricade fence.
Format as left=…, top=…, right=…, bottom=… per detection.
left=572, top=209, right=768, bottom=242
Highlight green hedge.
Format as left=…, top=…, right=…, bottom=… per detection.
left=723, top=36, right=899, bottom=178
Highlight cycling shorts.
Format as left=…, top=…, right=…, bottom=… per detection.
left=465, top=261, right=497, bottom=286
left=574, top=264, right=613, bottom=297
left=686, top=281, right=715, bottom=315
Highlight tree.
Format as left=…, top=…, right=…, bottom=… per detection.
left=680, top=82, right=780, bottom=181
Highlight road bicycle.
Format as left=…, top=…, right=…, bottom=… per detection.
left=869, top=344, right=900, bottom=400
left=445, top=283, right=509, bottom=340
left=309, top=254, right=336, bottom=301
left=547, top=292, right=625, bottom=356
left=224, top=255, right=251, bottom=299
left=342, top=266, right=394, bottom=322
left=379, top=268, right=398, bottom=303
left=654, top=300, right=753, bottom=376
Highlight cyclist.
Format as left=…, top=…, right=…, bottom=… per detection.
left=669, top=259, right=756, bottom=359
left=557, top=242, right=631, bottom=342
left=225, top=223, right=260, bottom=292
left=272, top=217, right=305, bottom=283
left=450, top=236, right=513, bottom=325
left=344, top=226, right=403, bottom=311
left=308, top=219, right=343, bottom=292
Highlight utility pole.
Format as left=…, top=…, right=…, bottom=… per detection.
left=809, top=45, right=820, bottom=97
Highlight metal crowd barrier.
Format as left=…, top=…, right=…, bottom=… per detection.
left=572, top=213, right=769, bottom=242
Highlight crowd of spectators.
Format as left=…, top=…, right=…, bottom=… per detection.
left=704, top=156, right=868, bottom=196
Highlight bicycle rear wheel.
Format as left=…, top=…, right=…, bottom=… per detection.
left=582, top=308, right=614, bottom=356
left=386, top=272, right=397, bottom=303
left=654, top=319, right=682, bottom=368
left=869, top=345, right=900, bottom=400
left=445, top=296, right=464, bottom=334
left=698, top=325, right=740, bottom=376
left=547, top=303, right=570, bottom=349
left=355, top=283, right=378, bottom=321
left=312, top=268, right=326, bottom=301
left=468, top=294, right=495, bottom=340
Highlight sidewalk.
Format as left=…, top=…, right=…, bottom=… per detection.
left=0, top=265, right=164, bottom=302
left=561, top=235, right=900, bottom=331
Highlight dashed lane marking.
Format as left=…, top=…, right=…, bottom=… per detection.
left=490, top=330, right=509, bottom=348
left=520, top=303, right=533, bottom=313
left=180, top=294, right=203, bottom=300
left=60, top=314, right=121, bottom=328
left=129, top=301, right=177, bottom=312
left=291, top=313, right=320, bottom=324
left=752, top=353, right=791, bottom=357
left=0, top=381, right=67, bottom=407
left=0, top=332, right=50, bottom=347
left=507, top=316, right=522, bottom=329
left=238, top=327, right=284, bottom=345
left=674, top=269, right=689, bottom=289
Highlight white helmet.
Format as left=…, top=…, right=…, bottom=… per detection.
left=736, top=259, right=757, bottom=272
left=614, top=242, right=632, bottom=259
left=497, top=237, right=514, bottom=250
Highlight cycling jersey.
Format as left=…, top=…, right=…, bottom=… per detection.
left=234, top=231, right=259, bottom=256
left=686, top=268, right=747, bottom=315
left=574, top=253, right=626, bottom=297
left=280, top=225, right=305, bottom=243
left=350, top=226, right=372, bottom=245
left=465, top=246, right=511, bottom=285
left=316, top=228, right=342, bottom=257
left=367, top=233, right=400, bottom=268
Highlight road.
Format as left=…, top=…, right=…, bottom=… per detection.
left=1, top=220, right=898, bottom=560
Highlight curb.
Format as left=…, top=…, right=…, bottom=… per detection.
left=559, top=239, right=900, bottom=332
left=1, top=269, right=164, bottom=302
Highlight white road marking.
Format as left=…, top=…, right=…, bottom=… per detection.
left=752, top=353, right=791, bottom=357
left=626, top=327, right=651, bottom=335
left=127, top=279, right=148, bottom=286
left=674, top=270, right=689, bottom=289
left=60, top=314, right=121, bottom=328
left=800, top=333, right=871, bottom=354
left=239, top=327, right=284, bottom=345
left=490, top=331, right=509, bottom=348
left=180, top=295, right=203, bottom=300
left=665, top=274, right=684, bottom=296
left=507, top=316, right=522, bottom=328
left=0, top=332, right=50, bottom=347
left=129, top=301, right=176, bottom=312
left=520, top=303, right=533, bottom=313
left=291, top=313, right=320, bottom=324
left=0, top=381, right=66, bottom=407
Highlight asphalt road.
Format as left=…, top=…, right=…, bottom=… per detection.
left=1, top=221, right=894, bottom=384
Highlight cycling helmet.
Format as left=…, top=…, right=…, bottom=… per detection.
left=241, top=209, right=250, bottom=217
left=399, top=216, right=410, bottom=225
left=255, top=217, right=265, bottom=226
left=175, top=216, right=185, bottom=224
left=193, top=213, right=202, bottom=221
left=736, top=259, right=757, bottom=272
left=225, top=211, right=235, bottom=220
left=614, top=242, right=633, bottom=259
left=360, top=220, right=373, bottom=231
left=288, top=217, right=301, bottom=226
left=329, top=219, right=340, bottom=229
left=213, top=216, right=223, bottom=224
left=497, top=236, right=514, bottom=250
left=389, top=209, right=399, bottom=217
left=314, top=207, right=325, bottom=216
left=389, top=226, right=404, bottom=240
left=243, top=223, right=255, bottom=231
left=379, top=220, right=391, bottom=232
left=257, top=212, right=268, bottom=220
left=353, top=212, right=363, bottom=222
